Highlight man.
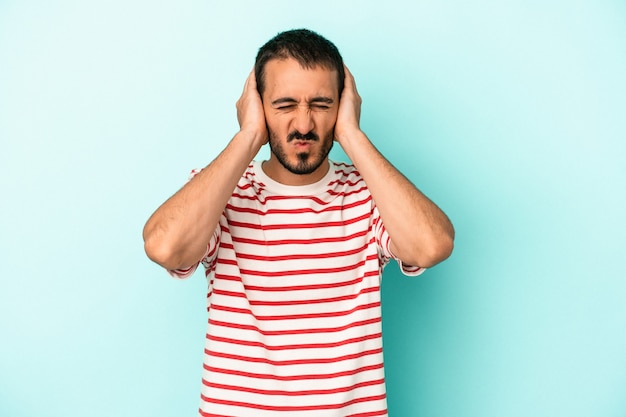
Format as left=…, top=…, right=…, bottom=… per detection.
left=144, top=29, right=454, bottom=417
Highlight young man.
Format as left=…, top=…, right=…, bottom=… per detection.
left=144, top=29, right=454, bottom=417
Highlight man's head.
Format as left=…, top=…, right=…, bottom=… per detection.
left=255, top=29, right=345, bottom=99
left=254, top=29, right=345, bottom=182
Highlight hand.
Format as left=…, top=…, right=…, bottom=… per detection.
left=334, top=65, right=363, bottom=143
left=236, top=69, right=268, bottom=145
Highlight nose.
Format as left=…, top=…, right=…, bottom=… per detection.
left=293, top=106, right=314, bottom=135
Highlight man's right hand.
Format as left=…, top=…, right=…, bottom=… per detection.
left=236, top=69, right=268, bottom=146
left=143, top=70, right=271, bottom=272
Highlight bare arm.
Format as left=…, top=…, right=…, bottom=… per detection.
left=335, top=67, right=454, bottom=268
left=143, top=71, right=268, bottom=271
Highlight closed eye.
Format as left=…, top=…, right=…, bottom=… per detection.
left=276, top=105, right=297, bottom=111
left=310, top=97, right=334, bottom=111
left=271, top=97, right=334, bottom=111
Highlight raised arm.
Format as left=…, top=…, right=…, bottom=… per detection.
left=143, top=70, right=268, bottom=271
left=334, top=67, right=454, bottom=268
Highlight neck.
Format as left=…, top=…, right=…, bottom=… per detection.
left=261, top=157, right=330, bottom=186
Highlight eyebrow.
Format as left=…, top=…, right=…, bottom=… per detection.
left=271, top=96, right=335, bottom=106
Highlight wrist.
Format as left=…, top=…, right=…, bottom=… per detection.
left=236, top=128, right=268, bottom=151
left=335, top=127, right=367, bottom=147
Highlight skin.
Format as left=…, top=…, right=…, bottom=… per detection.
left=261, top=58, right=338, bottom=184
left=143, top=57, right=454, bottom=271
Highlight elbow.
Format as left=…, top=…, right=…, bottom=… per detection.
left=428, top=234, right=454, bottom=267
left=403, top=232, right=455, bottom=269
left=143, top=228, right=180, bottom=271
left=426, top=221, right=456, bottom=266
left=143, top=225, right=203, bottom=271
left=144, top=236, right=172, bottom=270
left=412, top=216, right=456, bottom=269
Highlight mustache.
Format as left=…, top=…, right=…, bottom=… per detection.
left=287, top=131, right=319, bottom=142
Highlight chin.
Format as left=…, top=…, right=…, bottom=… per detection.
left=268, top=130, right=334, bottom=175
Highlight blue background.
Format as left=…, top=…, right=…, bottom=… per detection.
left=1, top=1, right=625, bottom=416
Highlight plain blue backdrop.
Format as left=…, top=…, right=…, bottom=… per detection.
left=1, top=1, right=625, bottom=416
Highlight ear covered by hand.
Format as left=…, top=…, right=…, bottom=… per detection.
left=236, top=69, right=269, bottom=146
left=334, top=65, right=363, bottom=143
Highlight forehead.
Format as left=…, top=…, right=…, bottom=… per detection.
left=262, top=58, right=339, bottom=100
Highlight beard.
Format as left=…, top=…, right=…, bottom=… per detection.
left=268, top=128, right=334, bottom=175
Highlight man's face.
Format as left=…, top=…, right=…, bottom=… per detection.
left=261, top=58, right=340, bottom=178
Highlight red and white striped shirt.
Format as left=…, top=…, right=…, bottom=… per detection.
left=171, top=160, right=424, bottom=416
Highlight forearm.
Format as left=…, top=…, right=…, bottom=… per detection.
left=143, top=131, right=263, bottom=270
left=339, top=130, right=454, bottom=268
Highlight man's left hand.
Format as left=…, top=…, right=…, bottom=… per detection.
left=334, top=65, right=363, bottom=143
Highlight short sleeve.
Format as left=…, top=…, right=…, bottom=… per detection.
left=373, top=204, right=426, bottom=277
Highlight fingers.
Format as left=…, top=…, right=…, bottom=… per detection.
left=335, top=64, right=363, bottom=143
left=241, top=68, right=255, bottom=95
left=236, top=67, right=268, bottom=145
left=247, top=68, right=257, bottom=88
left=343, top=64, right=356, bottom=84
left=342, top=65, right=360, bottom=99
left=238, top=69, right=258, bottom=107
left=343, top=64, right=353, bottom=82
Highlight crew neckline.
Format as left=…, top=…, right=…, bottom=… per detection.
left=252, top=160, right=337, bottom=196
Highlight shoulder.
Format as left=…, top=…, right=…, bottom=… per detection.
left=332, top=160, right=358, bottom=176
left=329, top=161, right=366, bottom=188
left=237, top=161, right=266, bottom=191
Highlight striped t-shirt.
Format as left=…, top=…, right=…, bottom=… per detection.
left=171, top=160, right=424, bottom=417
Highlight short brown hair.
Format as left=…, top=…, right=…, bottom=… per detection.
left=255, top=29, right=345, bottom=97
